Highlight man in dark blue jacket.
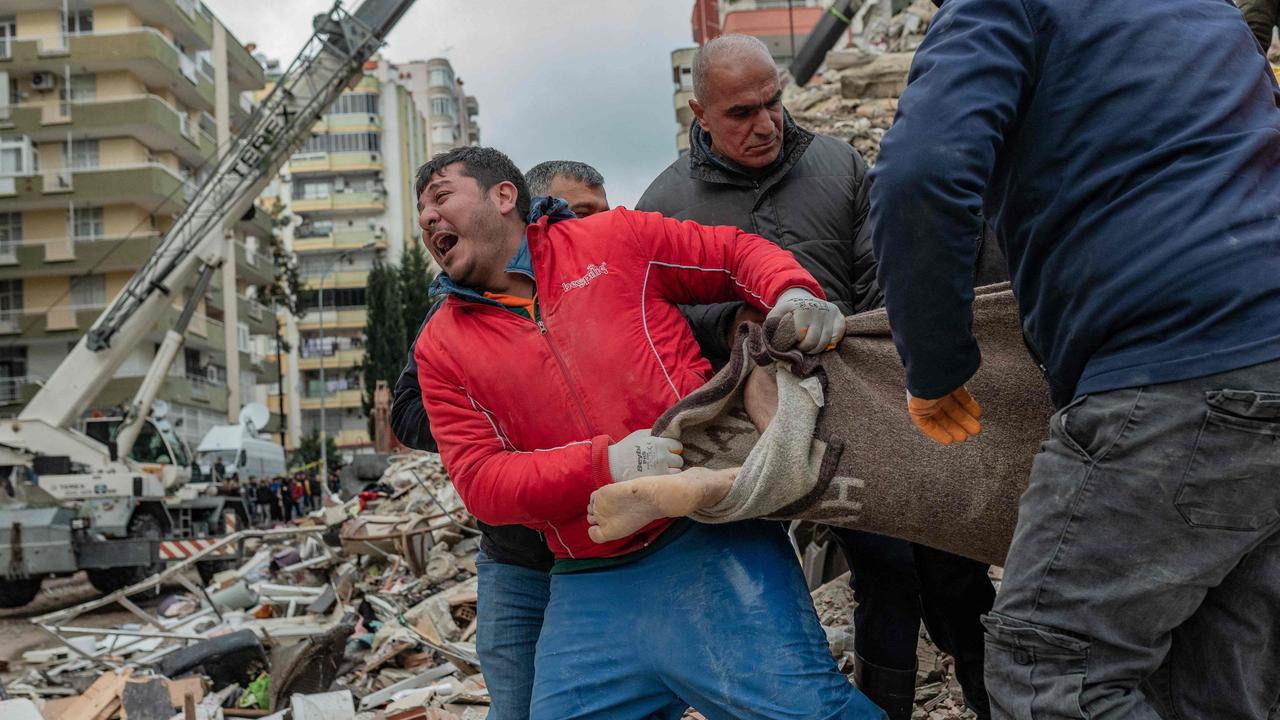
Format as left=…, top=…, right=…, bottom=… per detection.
left=869, top=1, right=1280, bottom=717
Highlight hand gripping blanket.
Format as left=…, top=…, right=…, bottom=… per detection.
left=653, top=284, right=1054, bottom=566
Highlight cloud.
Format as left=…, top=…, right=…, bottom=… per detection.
left=207, top=0, right=695, bottom=206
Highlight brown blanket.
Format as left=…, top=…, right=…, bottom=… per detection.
left=653, top=284, right=1054, bottom=566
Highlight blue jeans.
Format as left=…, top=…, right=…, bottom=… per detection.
left=475, top=550, right=551, bottom=720
left=530, top=520, right=886, bottom=720
left=986, top=359, right=1280, bottom=719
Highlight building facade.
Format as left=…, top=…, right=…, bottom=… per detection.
left=269, top=56, right=457, bottom=454
left=0, top=0, right=279, bottom=450
left=393, top=58, right=480, bottom=159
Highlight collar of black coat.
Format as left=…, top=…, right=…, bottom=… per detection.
left=932, top=0, right=944, bottom=6
left=687, top=108, right=815, bottom=189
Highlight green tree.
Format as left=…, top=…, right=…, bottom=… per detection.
left=399, top=242, right=436, bottom=348
left=361, top=260, right=407, bottom=436
left=291, top=430, right=342, bottom=474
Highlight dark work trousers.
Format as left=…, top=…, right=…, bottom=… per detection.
left=833, top=529, right=995, bottom=703
left=985, top=359, right=1280, bottom=719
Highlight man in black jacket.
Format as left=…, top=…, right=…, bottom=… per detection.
left=1238, top=0, right=1280, bottom=53
left=636, top=34, right=999, bottom=720
left=390, top=160, right=610, bottom=720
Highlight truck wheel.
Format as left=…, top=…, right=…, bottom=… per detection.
left=0, top=578, right=42, bottom=608
left=87, top=512, right=165, bottom=596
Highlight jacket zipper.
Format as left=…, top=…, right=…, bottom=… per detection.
left=536, top=316, right=594, bottom=436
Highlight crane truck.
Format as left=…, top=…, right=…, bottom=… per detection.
left=0, top=0, right=416, bottom=608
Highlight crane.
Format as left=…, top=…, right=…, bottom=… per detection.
left=0, top=0, right=417, bottom=608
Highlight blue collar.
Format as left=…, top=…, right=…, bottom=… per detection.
left=427, top=196, right=574, bottom=304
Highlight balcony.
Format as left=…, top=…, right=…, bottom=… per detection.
left=296, top=306, right=367, bottom=331
left=1, top=28, right=217, bottom=111
left=334, top=429, right=371, bottom=448
left=292, top=228, right=386, bottom=253
left=238, top=295, right=275, bottom=335
left=299, top=386, right=363, bottom=410
left=288, top=152, right=384, bottom=176
left=6, top=96, right=218, bottom=166
left=290, top=191, right=386, bottom=216
left=0, top=375, right=45, bottom=407
left=235, top=203, right=275, bottom=239
left=296, top=347, right=365, bottom=371
left=301, top=269, right=368, bottom=290
left=1, top=163, right=191, bottom=214
left=92, top=374, right=229, bottom=414
left=0, top=232, right=161, bottom=280
left=235, top=242, right=277, bottom=285
left=0, top=304, right=107, bottom=340
left=311, top=114, right=382, bottom=134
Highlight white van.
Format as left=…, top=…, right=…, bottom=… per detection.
left=195, top=404, right=286, bottom=481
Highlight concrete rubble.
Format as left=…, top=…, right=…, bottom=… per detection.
left=784, top=0, right=936, bottom=165
left=1, top=444, right=992, bottom=719
left=2, top=452, right=489, bottom=720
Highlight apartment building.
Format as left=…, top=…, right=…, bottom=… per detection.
left=394, top=58, right=480, bottom=158
left=0, top=0, right=279, bottom=449
left=269, top=57, right=438, bottom=453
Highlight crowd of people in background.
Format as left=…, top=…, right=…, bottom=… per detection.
left=208, top=464, right=337, bottom=526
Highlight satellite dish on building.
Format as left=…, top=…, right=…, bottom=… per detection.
left=239, top=403, right=271, bottom=434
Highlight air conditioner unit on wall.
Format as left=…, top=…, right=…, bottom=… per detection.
left=30, top=72, right=56, bottom=91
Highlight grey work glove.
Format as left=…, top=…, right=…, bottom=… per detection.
left=607, top=429, right=684, bottom=483
left=767, top=287, right=846, bottom=353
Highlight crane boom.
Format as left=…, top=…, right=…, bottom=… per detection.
left=20, top=0, right=416, bottom=429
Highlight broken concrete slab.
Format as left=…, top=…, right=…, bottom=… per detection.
left=290, top=690, right=354, bottom=720
left=0, top=698, right=45, bottom=720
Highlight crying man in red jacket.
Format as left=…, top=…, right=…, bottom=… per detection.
left=413, top=146, right=885, bottom=720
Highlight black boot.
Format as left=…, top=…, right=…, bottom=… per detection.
left=853, top=653, right=917, bottom=720
left=953, top=657, right=992, bottom=720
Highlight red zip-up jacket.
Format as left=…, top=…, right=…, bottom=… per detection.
left=416, top=207, right=823, bottom=559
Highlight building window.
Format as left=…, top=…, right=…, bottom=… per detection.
left=237, top=322, right=250, bottom=353
left=430, top=95, right=456, bottom=120
left=329, top=93, right=378, bottom=115
left=68, top=139, right=98, bottom=170
left=70, top=274, right=105, bottom=308
left=0, top=136, right=33, bottom=177
left=0, top=212, right=21, bottom=255
left=69, top=74, right=95, bottom=102
left=64, top=9, right=94, bottom=36
left=0, top=279, right=23, bottom=322
left=294, top=178, right=331, bottom=200
left=0, top=17, right=15, bottom=60
left=295, top=132, right=380, bottom=155
left=428, top=67, right=453, bottom=87
left=72, top=206, right=104, bottom=240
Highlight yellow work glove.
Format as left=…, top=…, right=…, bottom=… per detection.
left=907, top=386, right=982, bottom=445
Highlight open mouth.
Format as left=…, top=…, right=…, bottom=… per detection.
left=431, top=231, right=459, bottom=259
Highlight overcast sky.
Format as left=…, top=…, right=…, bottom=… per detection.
left=205, top=0, right=695, bottom=207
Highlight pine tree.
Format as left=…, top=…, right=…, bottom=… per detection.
left=361, top=260, right=407, bottom=436
left=399, top=242, right=436, bottom=348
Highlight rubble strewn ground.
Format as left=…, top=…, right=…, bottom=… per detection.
left=2, top=447, right=990, bottom=719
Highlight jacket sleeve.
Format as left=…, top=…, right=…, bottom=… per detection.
left=848, top=152, right=883, bottom=313
left=1239, top=0, right=1279, bottom=53
left=868, top=0, right=1036, bottom=399
left=417, top=333, right=611, bottom=527
left=390, top=305, right=440, bottom=452
left=618, top=208, right=824, bottom=309
left=678, top=301, right=743, bottom=368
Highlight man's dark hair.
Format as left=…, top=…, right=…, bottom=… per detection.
left=414, top=146, right=531, bottom=220
left=525, top=160, right=605, bottom=197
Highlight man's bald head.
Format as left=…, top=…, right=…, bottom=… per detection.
left=688, top=34, right=784, bottom=169
left=692, top=34, right=776, bottom=104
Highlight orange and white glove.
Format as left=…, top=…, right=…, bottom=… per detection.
left=907, top=386, right=982, bottom=445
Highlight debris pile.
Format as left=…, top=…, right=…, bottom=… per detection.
left=4, top=452, right=490, bottom=720
left=785, top=0, right=937, bottom=164
left=3, top=447, right=989, bottom=720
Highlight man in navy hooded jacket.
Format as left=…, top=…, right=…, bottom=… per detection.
left=870, top=1, right=1280, bottom=718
